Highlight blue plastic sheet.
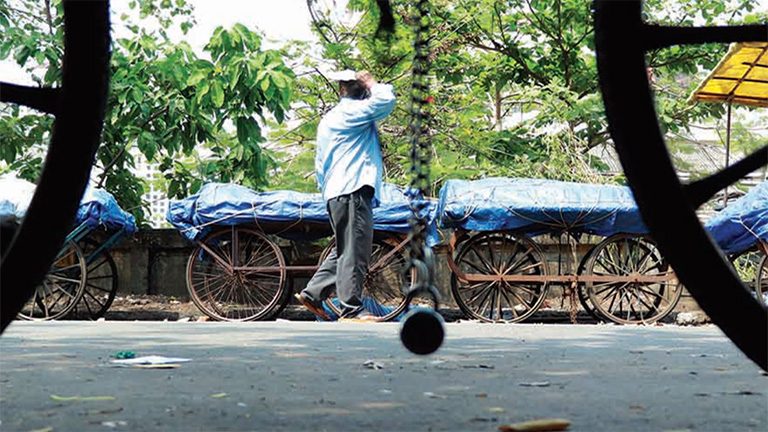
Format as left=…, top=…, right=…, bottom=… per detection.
left=167, top=182, right=439, bottom=245
left=0, top=177, right=136, bottom=233
left=0, top=177, right=36, bottom=226
left=438, top=177, right=648, bottom=236
left=318, top=297, right=431, bottom=322
left=705, top=181, right=768, bottom=254
left=76, top=187, right=137, bottom=234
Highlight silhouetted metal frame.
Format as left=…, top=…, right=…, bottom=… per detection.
left=0, top=0, right=111, bottom=332
left=594, top=0, right=767, bottom=370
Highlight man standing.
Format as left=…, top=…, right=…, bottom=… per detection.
left=294, top=70, right=396, bottom=321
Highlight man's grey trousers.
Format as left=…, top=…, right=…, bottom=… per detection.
left=301, top=186, right=374, bottom=317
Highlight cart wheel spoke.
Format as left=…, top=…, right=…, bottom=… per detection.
left=67, top=238, right=119, bottom=320
left=18, top=241, right=86, bottom=321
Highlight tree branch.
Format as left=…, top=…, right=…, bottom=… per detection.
left=305, top=0, right=338, bottom=46
left=97, top=106, right=170, bottom=187
left=44, top=0, right=54, bottom=35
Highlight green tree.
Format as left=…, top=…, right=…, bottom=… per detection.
left=274, top=0, right=763, bottom=194
left=0, top=0, right=295, bottom=225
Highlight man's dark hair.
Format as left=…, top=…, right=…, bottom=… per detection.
left=339, top=80, right=370, bottom=100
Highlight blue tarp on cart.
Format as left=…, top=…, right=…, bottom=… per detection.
left=437, top=177, right=648, bottom=236
left=167, top=182, right=439, bottom=245
left=77, top=187, right=137, bottom=234
left=704, top=181, right=768, bottom=255
left=0, top=177, right=136, bottom=233
left=0, top=177, right=36, bottom=226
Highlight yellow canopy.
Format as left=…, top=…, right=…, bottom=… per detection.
left=688, top=42, right=768, bottom=108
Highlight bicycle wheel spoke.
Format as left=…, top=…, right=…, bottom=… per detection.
left=0, top=82, right=60, bottom=114
left=685, top=146, right=768, bottom=208
left=642, top=24, right=768, bottom=51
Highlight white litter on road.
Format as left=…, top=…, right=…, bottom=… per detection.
left=110, top=356, right=191, bottom=365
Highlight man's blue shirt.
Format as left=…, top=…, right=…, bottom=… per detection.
left=315, top=83, right=396, bottom=207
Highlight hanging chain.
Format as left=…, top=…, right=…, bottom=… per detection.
left=404, top=0, right=439, bottom=308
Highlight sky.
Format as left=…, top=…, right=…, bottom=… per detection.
left=2, top=0, right=766, bottom=83
left=0, top=0, right=335, bottom=84
left=148, top=0, right=318, bottom=49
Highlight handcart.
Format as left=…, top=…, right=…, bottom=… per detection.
left=167, top=182, right=438, bottom=322
left=0, top=178, right=136, bottom=320
left=438, top=178, right=683, bottom=325
left=705, top=181, right=768, bottom=306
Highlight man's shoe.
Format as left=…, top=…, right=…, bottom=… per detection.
left=339, top=309, right=380, bottom=322
left=294, top=293, right=331, bottom=321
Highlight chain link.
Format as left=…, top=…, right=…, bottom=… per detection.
left=405, top=0, right=435, bottom=299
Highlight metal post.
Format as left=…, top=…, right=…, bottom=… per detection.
left=723, top=101, right=732, bottom=208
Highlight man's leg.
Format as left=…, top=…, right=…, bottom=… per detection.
left=335, top=186, right=374, bottom=317
left=300, top=247, right=338, bottom=303
left=297, top=202, right=343, bottom=320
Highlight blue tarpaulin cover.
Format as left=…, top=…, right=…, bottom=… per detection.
left=705, top=181, right=768, bottom=254
left=0, top=177, right=36, bottom=226
left=167, top=182, right=439, bottom=245
left=77, top=187, right=137, bottom=234
left=0, top=177, right=136, bottom=233
left=437, top=177, right=648, bottom=236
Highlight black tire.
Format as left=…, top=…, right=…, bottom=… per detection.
left=595, top=0, right=767, bottom=369
left=0, top=1, right=110, bottom=332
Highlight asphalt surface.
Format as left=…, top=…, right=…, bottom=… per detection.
left=0, top=321, right=766, bottom=432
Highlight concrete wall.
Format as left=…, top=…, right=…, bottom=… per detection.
left=108, top=229, right=697, bottom=311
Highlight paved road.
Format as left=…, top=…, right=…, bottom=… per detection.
left=0, top=321, right=766, bottom=432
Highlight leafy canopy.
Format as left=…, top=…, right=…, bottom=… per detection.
left=0, top=0, right=295, bottom=225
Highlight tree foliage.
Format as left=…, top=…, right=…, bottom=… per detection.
left=0, top=0, right=294, bottom=225
left=1, top=0, right=763, bottom=220
left=273, top=0, right=763, bottom=194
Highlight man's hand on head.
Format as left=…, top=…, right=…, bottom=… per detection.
left=356, top=71, right=376, bottom=89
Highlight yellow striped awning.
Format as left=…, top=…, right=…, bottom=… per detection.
left=688, top=42, right=768, bottom=108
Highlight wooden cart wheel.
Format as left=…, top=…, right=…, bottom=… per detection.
left=17, top=240, right=86, bottom=321
left=730, top=248, right=767, bottom=306
left=576, top=244, right=605, bottom=321
left=186, top=227, right=288, bottom=321
left=754, top=252, right=767, bottom=308
left=451, top=232, right=549, bottom=323
left=70, top=237, right=118, bottom=320
left=0, top=1, right=110, bottom=333
left=321, top=236, right=412, bottom=321
left=595, top=0, right=767, bottom=369
left=585, top=234, right=682, bottom=324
